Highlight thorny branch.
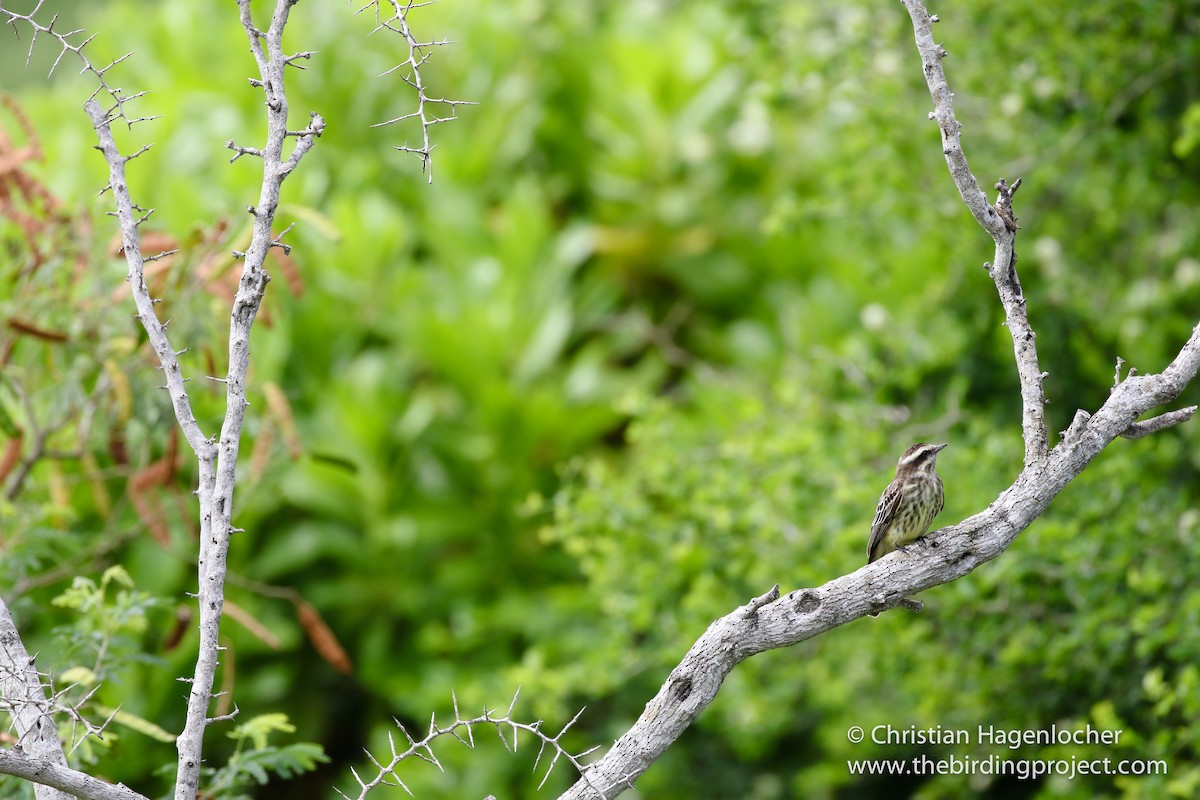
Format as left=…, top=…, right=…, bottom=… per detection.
left=2, top=1, right=470, bottom=797
left=355, top=0, right=476, bottom=181
left=2, top=0, right=468, bottom=798
left=165, top=2, right=324, bottom=798
left=342, top=689, right=600, bottom=800
left=86, top=101, right=211, bottom=458
left=1, top=2, right=159, bottom=129
left=5, top=0, right=316, bottom=797
left=1, top=594, right=153, bottom=800
left=0, top=596, right=73, bottom=800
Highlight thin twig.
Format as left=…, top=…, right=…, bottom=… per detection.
left=354, top=0, right=475, bottom=182
left=345, top=691, right=600, bottom=800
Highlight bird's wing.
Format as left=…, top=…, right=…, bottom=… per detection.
left=867, top=481, right=901, bottom=563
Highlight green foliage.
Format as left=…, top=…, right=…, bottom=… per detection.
left=203, top=714, right=329, bottom=800
left=52, top=566, right=158, bottom=671
left=2, top=0, right=1199, bottom=797
left=10, top=566, right=172, bottom=781
left=547, top=370, right=1199, bottom=798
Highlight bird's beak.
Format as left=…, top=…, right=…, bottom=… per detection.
left=933, top=443, right=948, bottom=452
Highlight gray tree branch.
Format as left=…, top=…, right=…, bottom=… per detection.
left=356, top=0, right=476, bottom=181
left=559, top=325, right=1200, bottom=800
left=0, top=748, right=146, bottom=800
left=556, top=3, right=1200, bottom=797
left=0, top=598, right=73, bottom=800
left=901, top=0, right=1050, bottom=468
left=83, top=102, right=213, bottom=460
left=3, top=1, right=457, bottom=798
left=344, top=690, right=601, bottom=799
left=171, top=3, right=324, bottom=798
left=41, top=2, right=322, bottom=797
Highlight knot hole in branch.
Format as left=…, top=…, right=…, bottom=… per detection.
left=671, top=674, right=694, bottom=702
left=793, top=590, right=821, bottom=614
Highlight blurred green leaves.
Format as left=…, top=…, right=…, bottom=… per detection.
left=3, top=0, right=1199, bottom=797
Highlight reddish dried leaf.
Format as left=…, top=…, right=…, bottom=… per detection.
left=6, top=318, right=67, bottom=342
left=295, top=600, right=353, bottom=674
left=0, top=435, right=22, bottom=486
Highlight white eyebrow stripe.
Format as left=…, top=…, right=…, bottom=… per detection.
left=900, top=446, right=934, bottom=466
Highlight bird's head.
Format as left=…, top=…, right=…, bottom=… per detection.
left=896, top=442, right=947, bottom=474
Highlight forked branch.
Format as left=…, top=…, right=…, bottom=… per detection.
left=171, top=2, right=324, bottom=798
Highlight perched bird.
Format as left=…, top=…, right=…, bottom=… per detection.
left=867, top=442, right=947, bottom=565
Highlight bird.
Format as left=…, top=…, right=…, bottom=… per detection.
left=867, top=442, right=947, bottom=565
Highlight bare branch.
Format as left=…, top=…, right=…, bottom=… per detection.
left=8, top=9, right=320, bottom=795
left=84, top=101, right=211, bottom=459
left=1, top=7, right=149, bottom=129
left=0, top=598, right=142, bottom=797
left=0, top=749, right=146, bottom=800
left=173, top=2, right=324, bottom=797
left=0, top=598, right=74, bottom=800
left=143, top=248, right=180, bottom=263
left=226, top=140, right=264, bottom=163
left=902, top=0, right=1049, bottom=468
left=280, top=111, right=325, bottom=176
left=558, top=318, right=1200, bottom=794
left=347, top=692, right=600, bottom=800
left=739, top=583, right=779, bottom=617
left=901, top=5, right=1006, bottom=237
left=1120, top=406, right=1197, bottom=439
left=354, top=0, right=474, bottom=182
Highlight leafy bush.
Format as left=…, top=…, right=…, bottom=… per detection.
left=1, top=0, right=1198, bottom=796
